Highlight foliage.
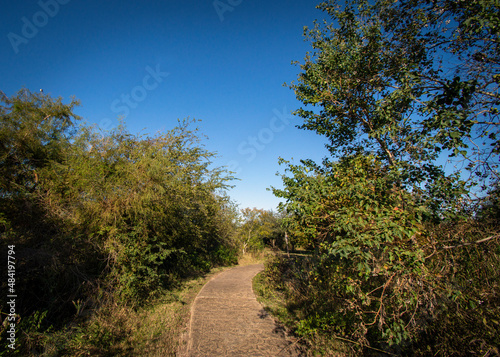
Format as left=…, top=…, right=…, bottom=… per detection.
left=0, top=89, right=239, bottom=355
left=42, top=119, right=237, bottom=301
left=0, top=88, right=80, bottom=200
left=236, top=208, right=284, bottom=254
left=0, top=89, right=90, bottom=332
left=379, top=0, right=500, bottom=184
left=268, top=0, right=500, bottom=355
left=290, top=0, right=499, bottom=186
left=273, top=154, right=436, bottom=350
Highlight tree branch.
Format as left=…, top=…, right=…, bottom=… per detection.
left=442, top=234, right=499, bottom=250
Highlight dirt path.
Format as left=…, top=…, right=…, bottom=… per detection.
left=180, top=264, right=303, bottom=356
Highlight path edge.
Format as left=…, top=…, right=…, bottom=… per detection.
left=176, top=264, right=265, bottom=356
left=176, top=267, right=232, bottom=357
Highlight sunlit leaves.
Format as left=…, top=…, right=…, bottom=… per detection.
left=271, top=0, right=500, bottom=349
left=1, top=89, right=239, bottom=307
left=0, top=89, right=81, bottom=198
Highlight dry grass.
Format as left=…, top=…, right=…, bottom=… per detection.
left=31, top=258, right=275, bottom=356
left=28, top=267, right=230, bottom=356
left=125, top=267, right=229, bottom=356
left=238, top=249, right=272, bottom=266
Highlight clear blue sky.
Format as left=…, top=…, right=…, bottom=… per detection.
left=1, top=0, right=331, bottom=211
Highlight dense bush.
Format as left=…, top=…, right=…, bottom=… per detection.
left=0, top=89, right=239, bottom=354
left=264, top=215, right=499, bottom=355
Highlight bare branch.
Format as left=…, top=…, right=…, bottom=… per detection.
left=442, top=234, right=499, bottom=250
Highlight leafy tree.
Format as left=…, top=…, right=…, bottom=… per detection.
left=41, top=119, right=237, bottom=300
left=238, top=208, right=264, bottom=254
left=274, top=154, right=431, bottom=347
left=290, top=0, right=498, bottom=187
left=379, top=0, right=499, bottom=184
left=237, top=208, right=283, bottom=253
left=0, top=89, right=89, bottom=333
left=270, top=0, right=500, bottom=354
left=0, top=89, right=80, bottom=232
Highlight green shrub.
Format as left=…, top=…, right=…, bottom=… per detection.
left=0, top=89, right=239, bottom=354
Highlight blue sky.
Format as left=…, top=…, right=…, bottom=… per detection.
left=1, top=0, right=331, bottom=211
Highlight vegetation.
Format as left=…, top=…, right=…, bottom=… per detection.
left=2, top=0, right=499, bottom=355
left=237, top=208, right=285, bottom=254
left=22, top=267, right=227, bottom=356
left=0, top=89, right=240, bottom=355
left=260, top=0, right=500, bottom=355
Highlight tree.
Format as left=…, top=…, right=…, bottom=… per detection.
left=270, top=0, right=500, bottom=353
left=0, top=89, right=80, bottom=209
left=41, top=119, right=237, bottom=300
left=274, top=153, right=430, bottom=348
left=237, top=208, right=283, bottom=254
left=380, top=0, right=499, bottom=185
left=288, top=0, right=499, bottom=193
left=0, top=89, right=88, bottom=340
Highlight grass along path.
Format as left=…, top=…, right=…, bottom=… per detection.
left=32, top=266, right=231, bottom=356
left=33, top=253, right=270, bottom=356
